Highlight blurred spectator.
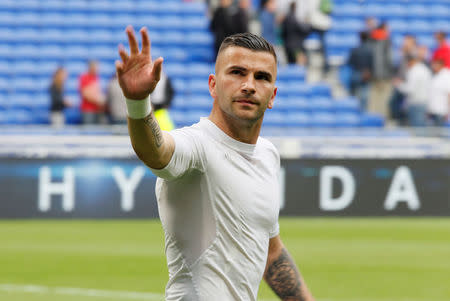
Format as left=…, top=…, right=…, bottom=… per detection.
left=150, top=71, right=175, bottom=131
left=106, top=73, right=127, bottom=125
left=368, top=22, right=393, bottom=120
left=348, top=31, right=373, bottom=111
left=370, top=22, right=393, bottom=80
left=210, top=0, right=236, bottom=58
left=394, top=54, right=431, bottom=127
left=389, top=35, right=418, bottom=125
left=428, top=58, right=450, bottom=126
left=259, top=0, right=277, bottom=45
left=281, top=1, right=310, bottom=65
left=49, top=67, right=71, bottom=127
left=308, top=0, right=332, bottom=73
left=431, top=31, right=450, bottom=69
left=79, top=60, right=106, bottom=125
left=364, top=16, right=378, bottom=37
left=233, top=0, right=251, bottom=34
left=417, top=45, right=430, bottom=67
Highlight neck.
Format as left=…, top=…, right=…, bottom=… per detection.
left=208, top=105, right=262, bottom=145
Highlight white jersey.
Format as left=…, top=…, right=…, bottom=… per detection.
left=150, top=118, right=281, bottom=301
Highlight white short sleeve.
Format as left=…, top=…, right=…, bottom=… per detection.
left=150, top=127, right=206, bottom=180
left=269, top=222, right=280, bottom=238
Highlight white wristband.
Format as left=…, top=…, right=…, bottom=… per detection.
left=126, top=96, right=152, bottom=119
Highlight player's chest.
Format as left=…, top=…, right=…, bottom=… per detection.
left=206, top=148, right=279, bottom=229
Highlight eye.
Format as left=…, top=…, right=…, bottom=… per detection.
left=231, top=69, right=243, bottom=75
left=255, top=74, right=270, bottom=81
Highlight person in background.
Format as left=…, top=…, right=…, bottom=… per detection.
left=150, top=70, right=175, bottom=131
left=428, top=58, right=450, bottom=126
left=431, top=31, right=450, bottom=69
left=233, top=0, right=251, bottom=34
left=368, top=21, right=394, bottom=120
left=281, top=1, right=310, bottom=65
left=347, top=31, right=374, bottom=111
left=210, top=0, right=236, bottom=59
left=259, top=0, right=277, bottom=46
left=308, top=0, right=332, bottom=74
left=49, top=67, right=71, bottom=127
left=79, top=60, right=106, bottom=124
left=364, top=16, right=378, bottom=38
left=389, top=34, right=417, bottom=125
left=106, top=73, right=127, bottom=124
left=393, top=54, right=431, bottom=127
left=417, top=45, right=430, bottom=67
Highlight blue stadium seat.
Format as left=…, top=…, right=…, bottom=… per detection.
left=39, top=45, right=66, bottom=60
left=335, top=112, right=361, bottom=127
left=189, top=96, right=212, bottom=110
left=182, top=17, right=209, bottom=31
left=187, top=47, right=214, bottom=63
left=182, top=2, right=208, bottom=17
left=187, top=80, right=210, bottom=97
left=332, top=3, right=364, bottom=18
left=277, top=65, right=306, bottom=82
left=188, top=63, right=214, bottom=81
left=65, top=107, right=82, bottom=124
left=286, top=112, right=311, bottom=127
left=163, top=48, right=189, bottom=63
left=264, top=111, right=286, bottom=127
left=334, top=97, right=360, bottom=113
left=309, top=97, right=334, bottom=113
left=360, top=113, right=385, bottom=127
left=13, top=61, right=42, bottom=77
left=311, top=83, right=332, bottom=98
left=185, top=32, right=214, bottom=48
left=310, top=113, right=337, bottom=128
left=288, top=83, right=312, bottom=98
left=0, top=61, right=11, bottom=76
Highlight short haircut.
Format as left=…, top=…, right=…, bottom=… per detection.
left=218, top=33, right=277, bottom=63
left=436, top=31, right=447, bottom=39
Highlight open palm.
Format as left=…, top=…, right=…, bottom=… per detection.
left=116, top=26, right=163, bottom=100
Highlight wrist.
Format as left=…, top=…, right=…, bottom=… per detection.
left=126, top=96, right=152, bottom=119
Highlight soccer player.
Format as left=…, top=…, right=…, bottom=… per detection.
left=116, top=25, right=315, bottom=301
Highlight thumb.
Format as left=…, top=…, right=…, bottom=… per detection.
left=152, top=57, right=164, bottom=82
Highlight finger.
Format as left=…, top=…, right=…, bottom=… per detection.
left=115, top=60, right=124, bottom=76
left=140, top=27, right=151, bottom=57
left=152, top=57, right=164, bottom=82
left=118, top=44, right=129, bottom=64
left=126, top=25, right=139, bottom=55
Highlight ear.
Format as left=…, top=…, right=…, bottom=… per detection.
left=208, top=74, right=216, bottom=99
left=267, top=86, right=277, bottom=109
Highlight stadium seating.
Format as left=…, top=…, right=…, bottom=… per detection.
left=8, top=0, right=447, bottom=129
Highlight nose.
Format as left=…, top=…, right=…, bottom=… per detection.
left=241, top=75, right=256, bottom=94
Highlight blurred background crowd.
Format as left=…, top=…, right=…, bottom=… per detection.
left=0, top=0, right=449, bottom=130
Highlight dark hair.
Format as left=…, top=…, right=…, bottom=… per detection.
left=359, top=31, right=369, bottom=42
left=218, top=33, right=277, bottom=63
left=436, top=31, right=447, bottom=39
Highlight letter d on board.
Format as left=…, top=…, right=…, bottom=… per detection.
left=320, top=166, right=355, bottom=211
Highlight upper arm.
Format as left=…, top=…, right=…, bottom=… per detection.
left=148, top=128, right=207, bottom=180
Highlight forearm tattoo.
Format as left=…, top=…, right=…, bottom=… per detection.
left=265, top=248, right=304, bottom=300
left=143, top=114, right=163, bottom=148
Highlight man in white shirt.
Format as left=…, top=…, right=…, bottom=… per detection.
left=115, top=26, right=315, bottom=300
left=428, top=58, right=450, bottom=126
left=394, top=54, right=432, bottom=126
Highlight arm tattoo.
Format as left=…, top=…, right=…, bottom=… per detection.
left=143, top=114, right=163, bottom=148
left=265, top=248, right=303, bottom=300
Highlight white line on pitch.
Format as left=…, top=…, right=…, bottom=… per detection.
left=0, top=284, right=164, bottom=300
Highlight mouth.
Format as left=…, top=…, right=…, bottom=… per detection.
left=234, top=98, right=258, bottom=105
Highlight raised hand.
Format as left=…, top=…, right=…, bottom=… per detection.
left=116, top=26, right=163, bottom=100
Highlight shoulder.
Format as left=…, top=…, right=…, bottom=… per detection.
left=257, top=137, right=280, bottom=163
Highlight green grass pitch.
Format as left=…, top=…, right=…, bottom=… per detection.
left=0, top=218, right=449, bottom=301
